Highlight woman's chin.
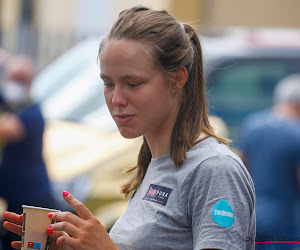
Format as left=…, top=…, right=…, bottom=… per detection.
left=118, top=128, right=142, bottom=139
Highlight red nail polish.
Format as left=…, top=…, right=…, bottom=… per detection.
left=47, top=228, right=53, bottom=234
left=2, top=212, right=5, bottom=216
left=63, top=191, right=69, bottom=197
left=11, top=242, right=13, bottom=246
left=19, top=214, right=23, bottom=220
left=49, top=224, right=53, bottom=228
left=48, top=212, right=53, bottom=218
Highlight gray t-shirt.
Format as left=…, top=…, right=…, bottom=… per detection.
left=109, top=137, right=256, bottom=250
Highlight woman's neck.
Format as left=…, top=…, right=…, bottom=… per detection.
left=145, top=112, right=177, bottom=159
left=146, top=93, right=182, bottom=159
left=273, top=103, right=300, bottom=120
left=146, top=130, right=172, bottom=159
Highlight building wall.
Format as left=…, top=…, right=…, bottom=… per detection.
left=114, top=0, right=172, bottom=21
left=1, top=0, right=299, bottom=68
left=0, top=0, right=20, bottom=28
left=171, top=0, right=204, bottom=24
left=115, top=0, right=171, bottom=12
left=171, top=0, right=300, bottom=30
left=0, top=0, right=21, bottom=52
left=2, top=0, right=299, bottom=34
left=34, top=0, right=75, bottom=32
left=206, top=0, right=299, bottom=29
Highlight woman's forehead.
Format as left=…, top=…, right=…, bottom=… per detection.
left=100, top=39, right=151, bottom=60
left=100, top=39, right=157, bottom=75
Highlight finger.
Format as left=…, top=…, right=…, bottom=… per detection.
left=48, top=221, right=81, bottom=238
left=56, top=234, right=79, bottom=249
left=47, top=228, right=68, bottom=240
left=11, top=241, right=22, bottom=249
left=62, top=191, right=93, bottom=220
left=49, top=211, right=82, bottom=228
left=3, top=221, right=22, bottom=236
left=2, top=211, right=23, bottom=226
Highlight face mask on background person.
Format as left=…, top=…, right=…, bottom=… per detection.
left=0, top=81, right=29, bottom=106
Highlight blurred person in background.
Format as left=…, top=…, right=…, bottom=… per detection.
left=3, top=6, right=255, bottom=250
left=0, top=48, right=11, bottom=250
left=240, top=74, right=300, bottom=249
left=0, top=48, right=11, bottom=109
left=0, top=48, right=11, bottom=163
left=0, top=55, right=56, bottom=250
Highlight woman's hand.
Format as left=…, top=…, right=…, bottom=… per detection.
left=47, top=191, right=119, bottom=250
left=2, top=211, right=23, bottom=249
left=2, top=211, right=70, bottom=250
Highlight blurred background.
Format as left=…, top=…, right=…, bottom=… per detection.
left=0, top=0, right=300, bottom=235
left=1, top=0, right=300, bottom=69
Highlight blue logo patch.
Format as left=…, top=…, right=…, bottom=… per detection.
left=212, top=200, right=234, bottom=227
left=34, top=242, right=42, bottom=249
left=143, top=184, right=172, bottom=206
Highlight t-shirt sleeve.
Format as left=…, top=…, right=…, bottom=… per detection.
left=187, top=155, right=256, bottom=250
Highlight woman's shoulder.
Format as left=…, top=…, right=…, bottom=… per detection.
left=184, top=137, right=252, bottom=185
left=186, top=137, right=242, bottom=167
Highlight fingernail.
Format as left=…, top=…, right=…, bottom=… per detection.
left=48, top=212, right=53, bottom=218
left=2, top=212, right=5, bottom=216
left=63, top=191, right=69, bottom=197
left=49, top=224, right=53, bottom=228
left=11, top=242, right=13, bottom=246
left=47, top=228, right=53, bottom=234
left=19, top=214, right=23, bottom=220
left=3, top=221, right=7, bottom=226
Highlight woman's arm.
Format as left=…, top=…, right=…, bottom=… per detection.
left=0, top=113, right=25, bottom=142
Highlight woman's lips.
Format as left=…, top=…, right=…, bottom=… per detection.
left=114, top=114, right=135, bottom=124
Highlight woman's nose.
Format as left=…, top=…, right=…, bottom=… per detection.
left=112, top=86, right=127, bottom=106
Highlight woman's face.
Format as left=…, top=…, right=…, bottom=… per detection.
left=100, top=39, right=180, bottom=139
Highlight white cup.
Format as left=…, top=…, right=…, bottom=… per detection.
left=21, top=205, right=60, bottom=250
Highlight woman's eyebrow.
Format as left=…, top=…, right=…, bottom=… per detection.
left=100, top=74, right=110, bottom=80
left=100, top=74, right=145, bottom=80
left=120, top=75, right=140, bottom=80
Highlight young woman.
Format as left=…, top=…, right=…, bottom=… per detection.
left=3, top=6, right=255, bottom=250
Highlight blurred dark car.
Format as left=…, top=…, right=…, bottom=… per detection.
left=202, top=28, right=300, bottom=147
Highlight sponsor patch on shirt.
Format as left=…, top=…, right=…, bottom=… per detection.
left=143, top=184, right=172, bottom=206
left=212, top=200, right=235, bottom=227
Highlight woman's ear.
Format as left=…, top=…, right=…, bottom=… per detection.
left=171, top=66, right=188, bottom=94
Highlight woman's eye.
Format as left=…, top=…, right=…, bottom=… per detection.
left=128, top=83, right=140, bottom=88
left=104, top=83, right=114, bottom=87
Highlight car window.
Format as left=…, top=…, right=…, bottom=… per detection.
left=207, top=58, right=300, bottom=144
left=211, top=61, right=289, bottom=108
